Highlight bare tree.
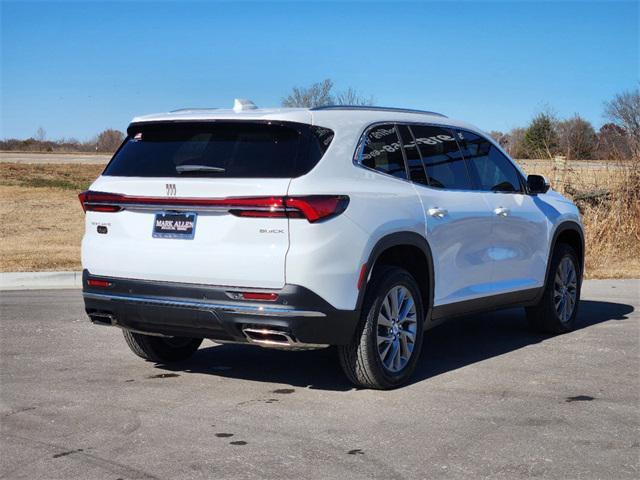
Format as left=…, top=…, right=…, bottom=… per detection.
left=96, top=129, right=125, bottom=152
left=334, top=87, right=374, bottom=106
left=504, top=127, right=528, bottom=158
left=557, top=115, right=597, bottom=160
left=604, top=86, right=640, bottom=160
left=281, top=79, right=334, bottom=108
left=596, top=123, right=632, bottom=160
left=489, top=130, right=508, bottom=148
left=35, top=127, right=46, bottom=142
left=281, top=79, right=374, bottom=108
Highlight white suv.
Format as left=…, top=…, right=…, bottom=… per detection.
left=80, top=101, right=584, bottom=389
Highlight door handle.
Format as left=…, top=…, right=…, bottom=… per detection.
left=428, top=207, right=448, bottom=218
left=494, top=207, right=510, bottom=217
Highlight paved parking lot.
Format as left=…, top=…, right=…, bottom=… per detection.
left=1, top=280, right=638, bottom=479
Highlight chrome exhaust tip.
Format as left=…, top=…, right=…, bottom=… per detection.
left=242, top=328, right=295, bottom=347
left=89, top=312, right=116, bottom=326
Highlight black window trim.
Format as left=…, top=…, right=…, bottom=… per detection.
left=397, top=123, right=431, bottom=187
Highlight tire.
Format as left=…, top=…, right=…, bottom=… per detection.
left=338, top=266, right=425, bottom=389
left=526, top=243, right=582, bottom=334
left=122, top=330, right=203, bottom=363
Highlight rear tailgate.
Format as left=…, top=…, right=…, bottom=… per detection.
left=82, top=176, right=291, bottom=288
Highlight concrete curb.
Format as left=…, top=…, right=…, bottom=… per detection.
left=0, top=271, right=82, bottom=290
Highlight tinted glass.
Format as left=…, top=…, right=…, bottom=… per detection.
left=309, top=126, right=334, bottom=165
left=360, top=124, right=407, bottom=179
left=410, top=125, right=471, bottom=189
left=104, top=122, right=333, bottom=178
left=455, top=130, right=522, bottom=192
left=398, top=125, right=428, bottom=186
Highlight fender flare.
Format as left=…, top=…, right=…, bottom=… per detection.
left=535, top=220, right=585, bottom=304
left=356, top=231, right=435, bottom=319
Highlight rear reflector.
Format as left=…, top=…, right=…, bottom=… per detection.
left=240, top=292, right=279, bottom=301
left=78, top=191, right=349, bottom=223
left=226, top=291, right=279, bottom=301
left=87, top=279, right=112, bottom=288
left=357, top=264, right=367, bottom=290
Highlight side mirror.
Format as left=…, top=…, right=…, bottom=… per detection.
left=527, top=174, right=550, bottom=195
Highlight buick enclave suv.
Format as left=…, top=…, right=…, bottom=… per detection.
left=80, top=100, right=584, bottom=389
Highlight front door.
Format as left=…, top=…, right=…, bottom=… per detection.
left=454, top=129, right=549, bottom=293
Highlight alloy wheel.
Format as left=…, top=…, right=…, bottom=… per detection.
left=376, top=285, right=418, bottom=373
left=553, top=256, right=578, bottom=323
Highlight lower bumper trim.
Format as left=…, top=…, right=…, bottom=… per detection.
left=82, top=292, right=326, bottom=318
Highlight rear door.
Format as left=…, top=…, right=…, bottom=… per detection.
left=403, top=124, right=495, bottom=306
left=454, top=129, right=549, bottom=292
left=81, top=121, right=331, bottom=288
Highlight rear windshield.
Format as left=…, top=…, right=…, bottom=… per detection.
left=103, top=121, right=334, bottom=178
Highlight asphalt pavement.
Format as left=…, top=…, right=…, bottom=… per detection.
left=1, top=279, right=638, bottom=479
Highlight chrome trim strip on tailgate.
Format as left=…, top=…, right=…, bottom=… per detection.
left=83, top=292, right=326, bottom=318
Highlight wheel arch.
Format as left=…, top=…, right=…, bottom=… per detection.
left=545, top=221, right=585, bottom=287
left=357, top=232, right=434, bottom=320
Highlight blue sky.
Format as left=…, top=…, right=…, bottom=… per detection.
left=1, top=0, right=637, bottom=140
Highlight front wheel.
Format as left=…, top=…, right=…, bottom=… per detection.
left=122, top=330, right=203, bottom=363
left=338, top=266, right=425, bottom=389
left=526, top=243, right=582, bottom=334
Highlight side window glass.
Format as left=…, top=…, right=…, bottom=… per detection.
left=456, top=130, right=522, bottom=192
left=398, top=125, right=428, bottom=186
left=410, top=125, right=471, bottom=190
left=360, top=124, right=407, bottom=180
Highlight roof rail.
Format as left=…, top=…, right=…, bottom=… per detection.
left=169, top=108, right=219, bottom=113
left=310, top=105, right=447, bottom=117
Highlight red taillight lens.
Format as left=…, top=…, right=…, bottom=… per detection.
left=78, top=191, right=123, bottom=213
left=78, top=190, right=349, bottom=223
left=87, top=279, right=112, bottom=288
left=284, top=196, right=349, bottom=223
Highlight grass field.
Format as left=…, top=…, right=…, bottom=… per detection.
left=0, top=160, right=638, bottom=278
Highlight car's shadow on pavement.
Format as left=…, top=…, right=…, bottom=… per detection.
left=154, top=300, right=634, bottom=391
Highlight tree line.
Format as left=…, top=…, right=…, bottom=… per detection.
left=0, top=128, right=125, bottom=154
left=490, top=87, right=638, bottom=161
left=1, top=81, right=637, bottom=161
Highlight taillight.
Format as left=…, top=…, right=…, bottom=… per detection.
left=78, top=191, right=123, bottom=213
left=78, top=191, right=349, bottom=223
left=284, top=196, right=350, bottom=223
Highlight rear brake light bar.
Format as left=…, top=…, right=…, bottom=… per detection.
left=78, top=191, right=349, bottom=223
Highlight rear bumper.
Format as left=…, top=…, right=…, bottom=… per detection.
left=81, top=270, right=359, bottom=346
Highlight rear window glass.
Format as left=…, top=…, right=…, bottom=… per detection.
left=103, top=122, right=333, bottom=178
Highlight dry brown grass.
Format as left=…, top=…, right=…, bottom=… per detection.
left=521, top=159, right=640, bottom=278
left=0, top=163, right=103, bottom=271
left=0, top=161, right=638, bottom=278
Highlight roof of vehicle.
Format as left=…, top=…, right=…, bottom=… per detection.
left=129, top=103, right=480, bottom=134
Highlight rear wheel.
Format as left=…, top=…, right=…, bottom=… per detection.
left=526, top=243, right=581, bottom=334
left=122, top=330, right=203, bottom=363
left=338, top=266, right=425, bottom=389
